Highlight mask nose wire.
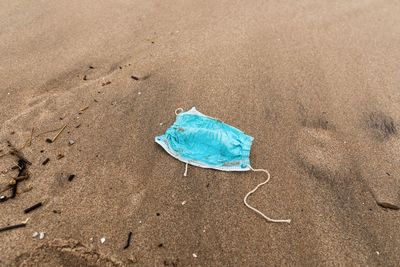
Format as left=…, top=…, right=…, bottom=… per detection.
left=244, top=165, right=291, bottom=223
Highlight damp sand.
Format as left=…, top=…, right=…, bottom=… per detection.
left=1, top=1, right=400, bottom=266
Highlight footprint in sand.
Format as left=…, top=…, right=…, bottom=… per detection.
left=357, top=111, right=400, bottom=210
left=13, top=239, right=124, bottom=267
left=295, top=119, right=352, bottom=183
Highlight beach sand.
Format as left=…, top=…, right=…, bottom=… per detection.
left=1, top=0, right=399, bottom=266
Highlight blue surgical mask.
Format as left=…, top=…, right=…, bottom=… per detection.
left=156, top=107, right=291, bottom=224
left=156, top=107, right=253, bottom=171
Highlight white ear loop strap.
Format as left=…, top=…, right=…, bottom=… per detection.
left=244, top=165, right=291, bottom=223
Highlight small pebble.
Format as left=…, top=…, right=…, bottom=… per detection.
left=68, top=174, right=76, bottom=182
left=159, top=122, right=163, bottom=126
left=100, top=237, right=106, bottom=244
left=0, top=195, right=7, bottom=202
left=68, top=140, right=75, bottom=146
left=192, top=253, right=197, bottom=258
left=32, top=232, right=39, bottom=238
left=39, top=232, right=45, bottom=239
left=376, top=251, right=380, bottom=255
left=181, top=201, right=186, bottom=205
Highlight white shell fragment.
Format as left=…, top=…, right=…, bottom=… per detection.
left=39, top=232, right=45, bottom=239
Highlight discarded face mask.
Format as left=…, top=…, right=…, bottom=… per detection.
left=155, top=107, right=291, bottom=223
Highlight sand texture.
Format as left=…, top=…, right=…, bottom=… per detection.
left=1, top=0, right=399, bottom=266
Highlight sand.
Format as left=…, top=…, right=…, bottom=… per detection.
left=1, top=0, right=399, bottom=266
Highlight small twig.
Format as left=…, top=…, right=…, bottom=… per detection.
left=123, top=231, right=133, bottom=249
left=0, top=222, right=26, bottom=233
left=27, top=127, right=34, bottom=147
left=24, top=202, right=43, bottom=214
left=80, top=106, right=89, bottom=112
left=6, top=175, right=29, bottom=185
left=35, top=127, right=64, bottom=138
left=50, top=124, right=68, bottom=143
left=0, top=187, right=11, bottom=194
left=14, top=175, right=29, bottom=182
left=10, top=183, right=18, bottom=198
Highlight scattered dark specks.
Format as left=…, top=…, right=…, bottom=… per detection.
left=158, top=243, right=163, bottom=248
left=57, top=154, right=64, bottom=160
left=83, top=75, right=87, bottom=81
left=119, top=66, right=122, bottom=69
left=151, top=41, right=154, bottom=44
left=156, top=213, right=160, bottom=216
left=89, top=65, right=94, bottom=69
left=42, top=158, right=50, bottom=165
left=52, top=209, right=61, bottom=214
left=206, top=183, right=210, bottom=188
left=131, top=75, right=139, bottom=80
left=46, top=138, right=53, bottom=143
left=369, top=208, right=373, bottom=211
left=40, top=150, right=44, bottom=153
left=102, top=81, right=111, bottom=86
left=10, top=131, right=15, bottom=135
left=386, top=172, right=390, bottom=176
left=68, top=174, right=76, bottom=182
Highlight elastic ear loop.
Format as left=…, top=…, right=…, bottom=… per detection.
left=175, top=108, right=184, bottom=115
left=244, top=165, right=291, bottom=223
left=183, top=162, right=188, bottom=177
